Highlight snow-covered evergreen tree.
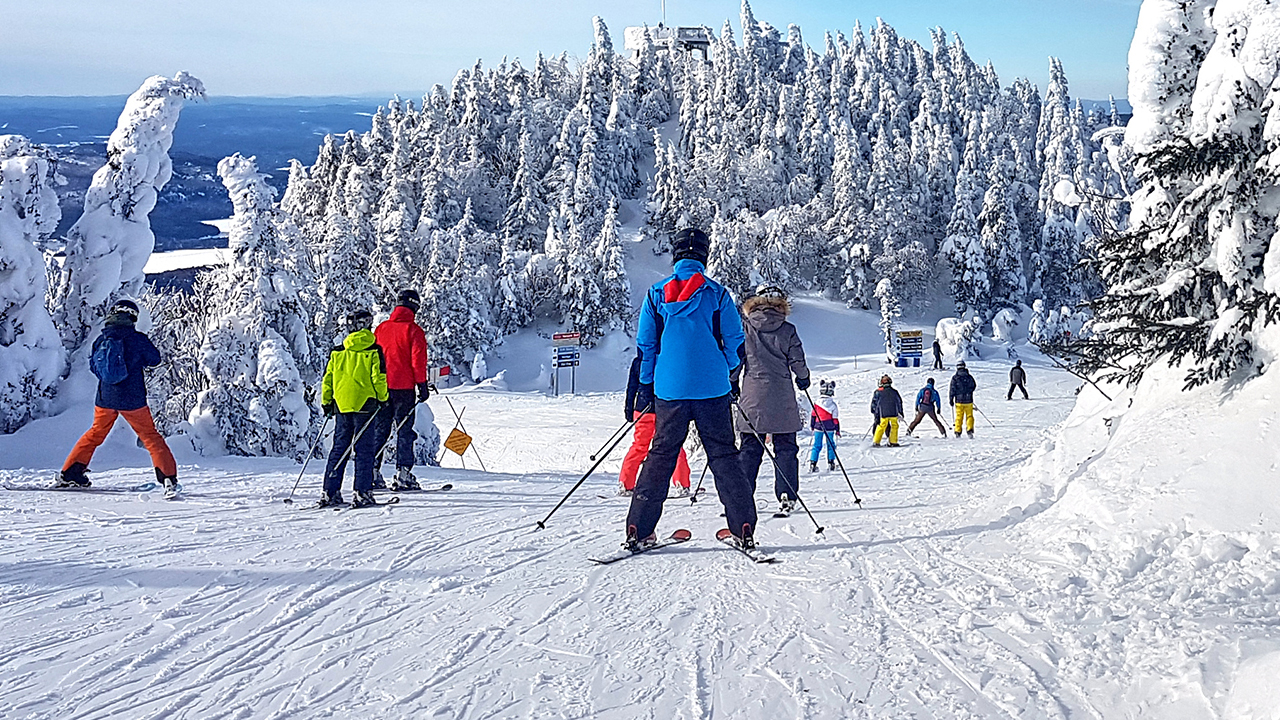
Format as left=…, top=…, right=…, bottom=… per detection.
left=875, top=278, right=901, bottom=360
left=0, top=135, right=64, bottom=432
left=188, top=154, right=315, bottom=458
left=1074, top=0, right=1280, bottom=388
left=55, top=72, right=205, bottom=351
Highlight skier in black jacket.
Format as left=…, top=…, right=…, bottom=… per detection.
left=950, top=361, right=978, bottom=438
left=1007, top=359, right=1029, bottom=399
left=870, top=375, right=904, bottom=447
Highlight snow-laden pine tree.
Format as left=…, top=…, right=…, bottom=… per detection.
left=876, top=278, right=902, bottom=360
left=0, top=135, right=64, bottom=432
left=1034, top=58, right=1087, bottom=306
left=978, top=156, right=1026, bottom=313
left=188, top=154, right=316, bottom=458
left=55, top=72, right=205, bottom=351
left=1074, top=0, right=1280, bottom=388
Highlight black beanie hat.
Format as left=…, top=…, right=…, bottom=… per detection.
left=672, top=227, right=710, bottom=264
left=396, top=288, right=421, bottom=313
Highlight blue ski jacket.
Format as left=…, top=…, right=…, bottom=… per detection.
left=915, top=382, right=942, bottom=412
left=637, top=259, right=745, bottom=401
left=93, top=321, right=162, bottom=411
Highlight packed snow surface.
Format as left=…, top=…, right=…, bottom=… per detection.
left=2, top=324, right=1277, bottom=717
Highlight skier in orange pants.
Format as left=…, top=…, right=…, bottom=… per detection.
left=618, top=351, right=691, bottom=496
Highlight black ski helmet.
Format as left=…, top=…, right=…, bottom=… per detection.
left=396, top=288, right=421, bottom=313
left=346, top=309, right=374, bottom=328
left=108, top=299, right=140, bottom=323
left=672, top=227, right=710, bottom=264
left=754, top=284, right=786, bottom=300
left=819, top=378, right=836, bottom=397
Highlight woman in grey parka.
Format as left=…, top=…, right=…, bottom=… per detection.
left=731, top=285, right=811, bottom=514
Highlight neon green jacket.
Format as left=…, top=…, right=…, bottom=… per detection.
left=322, top=329, right=389, bottom=413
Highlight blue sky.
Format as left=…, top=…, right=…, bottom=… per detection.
left=0, top=0, right=1140, bottom=99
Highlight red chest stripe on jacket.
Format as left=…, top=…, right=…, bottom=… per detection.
left=812, top=406, right=834, bottom=422
left=663, top=273, right=705, bottom=303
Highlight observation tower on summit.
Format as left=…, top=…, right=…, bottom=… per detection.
left=624, top=2, right=711, bottom=61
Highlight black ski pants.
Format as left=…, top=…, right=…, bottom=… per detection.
left=1007, top=381, right=1029, bottom=400
left=323, top=408, right=381, bottom=497
left=738, top=431, right=800, bottom=502
left=374, top=389, right=418, bottom=468
left=933, top=353, right=943, bottom=370
left=627, top=394, right=756, bottom=541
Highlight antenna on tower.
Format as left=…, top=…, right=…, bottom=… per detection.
left=662, top=0, right=667, bottom=25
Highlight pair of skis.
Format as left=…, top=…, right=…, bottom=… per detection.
left=37, top=480, right=182, bottom=500
left=308, top=483, right=453, bottom=510
left=588, top=528, right=778, bottom=565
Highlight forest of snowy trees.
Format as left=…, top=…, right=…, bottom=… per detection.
left=2, top=1, right=1199, bottom=458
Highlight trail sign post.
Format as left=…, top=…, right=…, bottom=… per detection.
left=896, top=330, right=923, bottom=367
left=552, top=332, right=582, bottom=396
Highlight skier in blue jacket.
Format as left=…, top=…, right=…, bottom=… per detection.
left=625, top=227, right=758, bottom=550
left=905, top=378, right=948, bottom=437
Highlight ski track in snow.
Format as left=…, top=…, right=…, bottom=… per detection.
left=0, top=361, right=1267, bottom=718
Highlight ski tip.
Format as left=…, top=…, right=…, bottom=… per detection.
left=715, top=527, right=733, bottom=541
left=671, top=528, right=692, bottom=541
left=440, top=483, right=454, bottom=490
left=282, top=498, right=294, bottom=504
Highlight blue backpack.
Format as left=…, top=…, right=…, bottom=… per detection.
left=91, top=336, right=129, bottom=385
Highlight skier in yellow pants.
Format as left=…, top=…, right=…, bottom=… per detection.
left=948, top=361, right=977, bottom=438
left=870, top=375, right=904, bottom=447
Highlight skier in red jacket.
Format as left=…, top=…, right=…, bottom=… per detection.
left=373, top=289, right=431, bottom=490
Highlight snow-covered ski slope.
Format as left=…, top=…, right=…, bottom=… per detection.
left=4, top=335, right=1277, bottom=718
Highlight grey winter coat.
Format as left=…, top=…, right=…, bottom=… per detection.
left=732, top=296, right=811, bottom=434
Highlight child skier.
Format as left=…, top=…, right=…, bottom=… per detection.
left=871, top=375, right=904, bottom=447
left=319, top=309, right=390, bottom=508
left=905, top=378, right=948, bottom=437
left=619, top=349, right=692, bottom=496
left=808, top=379, right=840, bottom=472
left=60, top=299, right=179, bottom=495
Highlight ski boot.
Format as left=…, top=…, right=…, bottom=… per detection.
left=672, top=485, right=690, bottom=498
left=778, top=494, right=795, bottom=515
left=391, top=467, right=420, bottom=491
left=56, top=462, right=91, bottom=488
left=351, top=490, right=378, bottom=508
left=967, top=430, right=975, bottom=439
left=616, top=485, right=634, bottom=497
left=809, top=461, right=818, bottom=473
left=316, top=492, right=344, bottom=508
left=954, top=431, right=962, bottom=438
left=624, top=525, right=657, bottom=552
left=828, top=459, right=836, bottom=471
left=888, top=442, right=900, bottom=447
left=371, top=473, right=388, bottom=491
left=155, top=468, right=179, bottom=497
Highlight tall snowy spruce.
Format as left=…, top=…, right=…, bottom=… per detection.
left=188, top=154, right=316, bottom=458
left=55, top=72, right=205, bottom=352
left=1073, top=0, right=1280, bottom=388
left=0, top=135, right=64, bottom=433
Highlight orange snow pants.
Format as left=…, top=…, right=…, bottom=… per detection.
left=63, top=406, right=177, bottom=477
left=619, top=411, right=691, bottom=491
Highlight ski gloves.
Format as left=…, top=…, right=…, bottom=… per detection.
left=635, top=383, right=655, bottom=415
left=730, top=378, right=741, bottom=400
left=796, top=375, right=811, bottom=391
left=417, top=382, right=431, bottom=403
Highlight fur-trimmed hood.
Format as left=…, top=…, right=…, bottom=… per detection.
left=742, top=294, right=791, bottom=317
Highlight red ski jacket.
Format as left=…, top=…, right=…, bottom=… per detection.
left=375, top=306, right=428, bottom=390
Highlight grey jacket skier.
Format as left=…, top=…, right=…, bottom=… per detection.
left=1008, top=359, right=1029, bottom=399
left=731, top=286, right=811, bottom=512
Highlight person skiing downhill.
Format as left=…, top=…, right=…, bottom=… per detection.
left=372, top=289, right=431, bottom=491
left=905, top=378, right=948, bottom=437
left=950, top=360, right=978, bottom=438
left=809, top=379, right=841, bottom=472
left=618, top=349, right=692, bottom=496
left=732, top=285, right=811, bottom=516
left=319, top=309, right=389, bottom=508
left=932, top=338, right=944, bottom=370
left=1007, top=359, right=1029, bottom=400
left=871, top=375, right=905, bottom=447
left=625, top=227, right=758, bottom=550
left=60, top=299, right=179, bottom=494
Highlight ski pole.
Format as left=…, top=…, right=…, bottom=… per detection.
left=689, top=463, right=710, bottom=504
left=282, top=415, right=334, bottom=504
left=861, top=419, right=876, bottom=441
left=536, top=401, right=651, bottom=530
left=444, top=396, right=488, bottom=472
left=732, top=402, right=824, bottom=535
left=592, top=413, right=638, bottom=461
left=803, top=389, right=862, bottom=506
left=973, top=403, right=997, bottom=429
